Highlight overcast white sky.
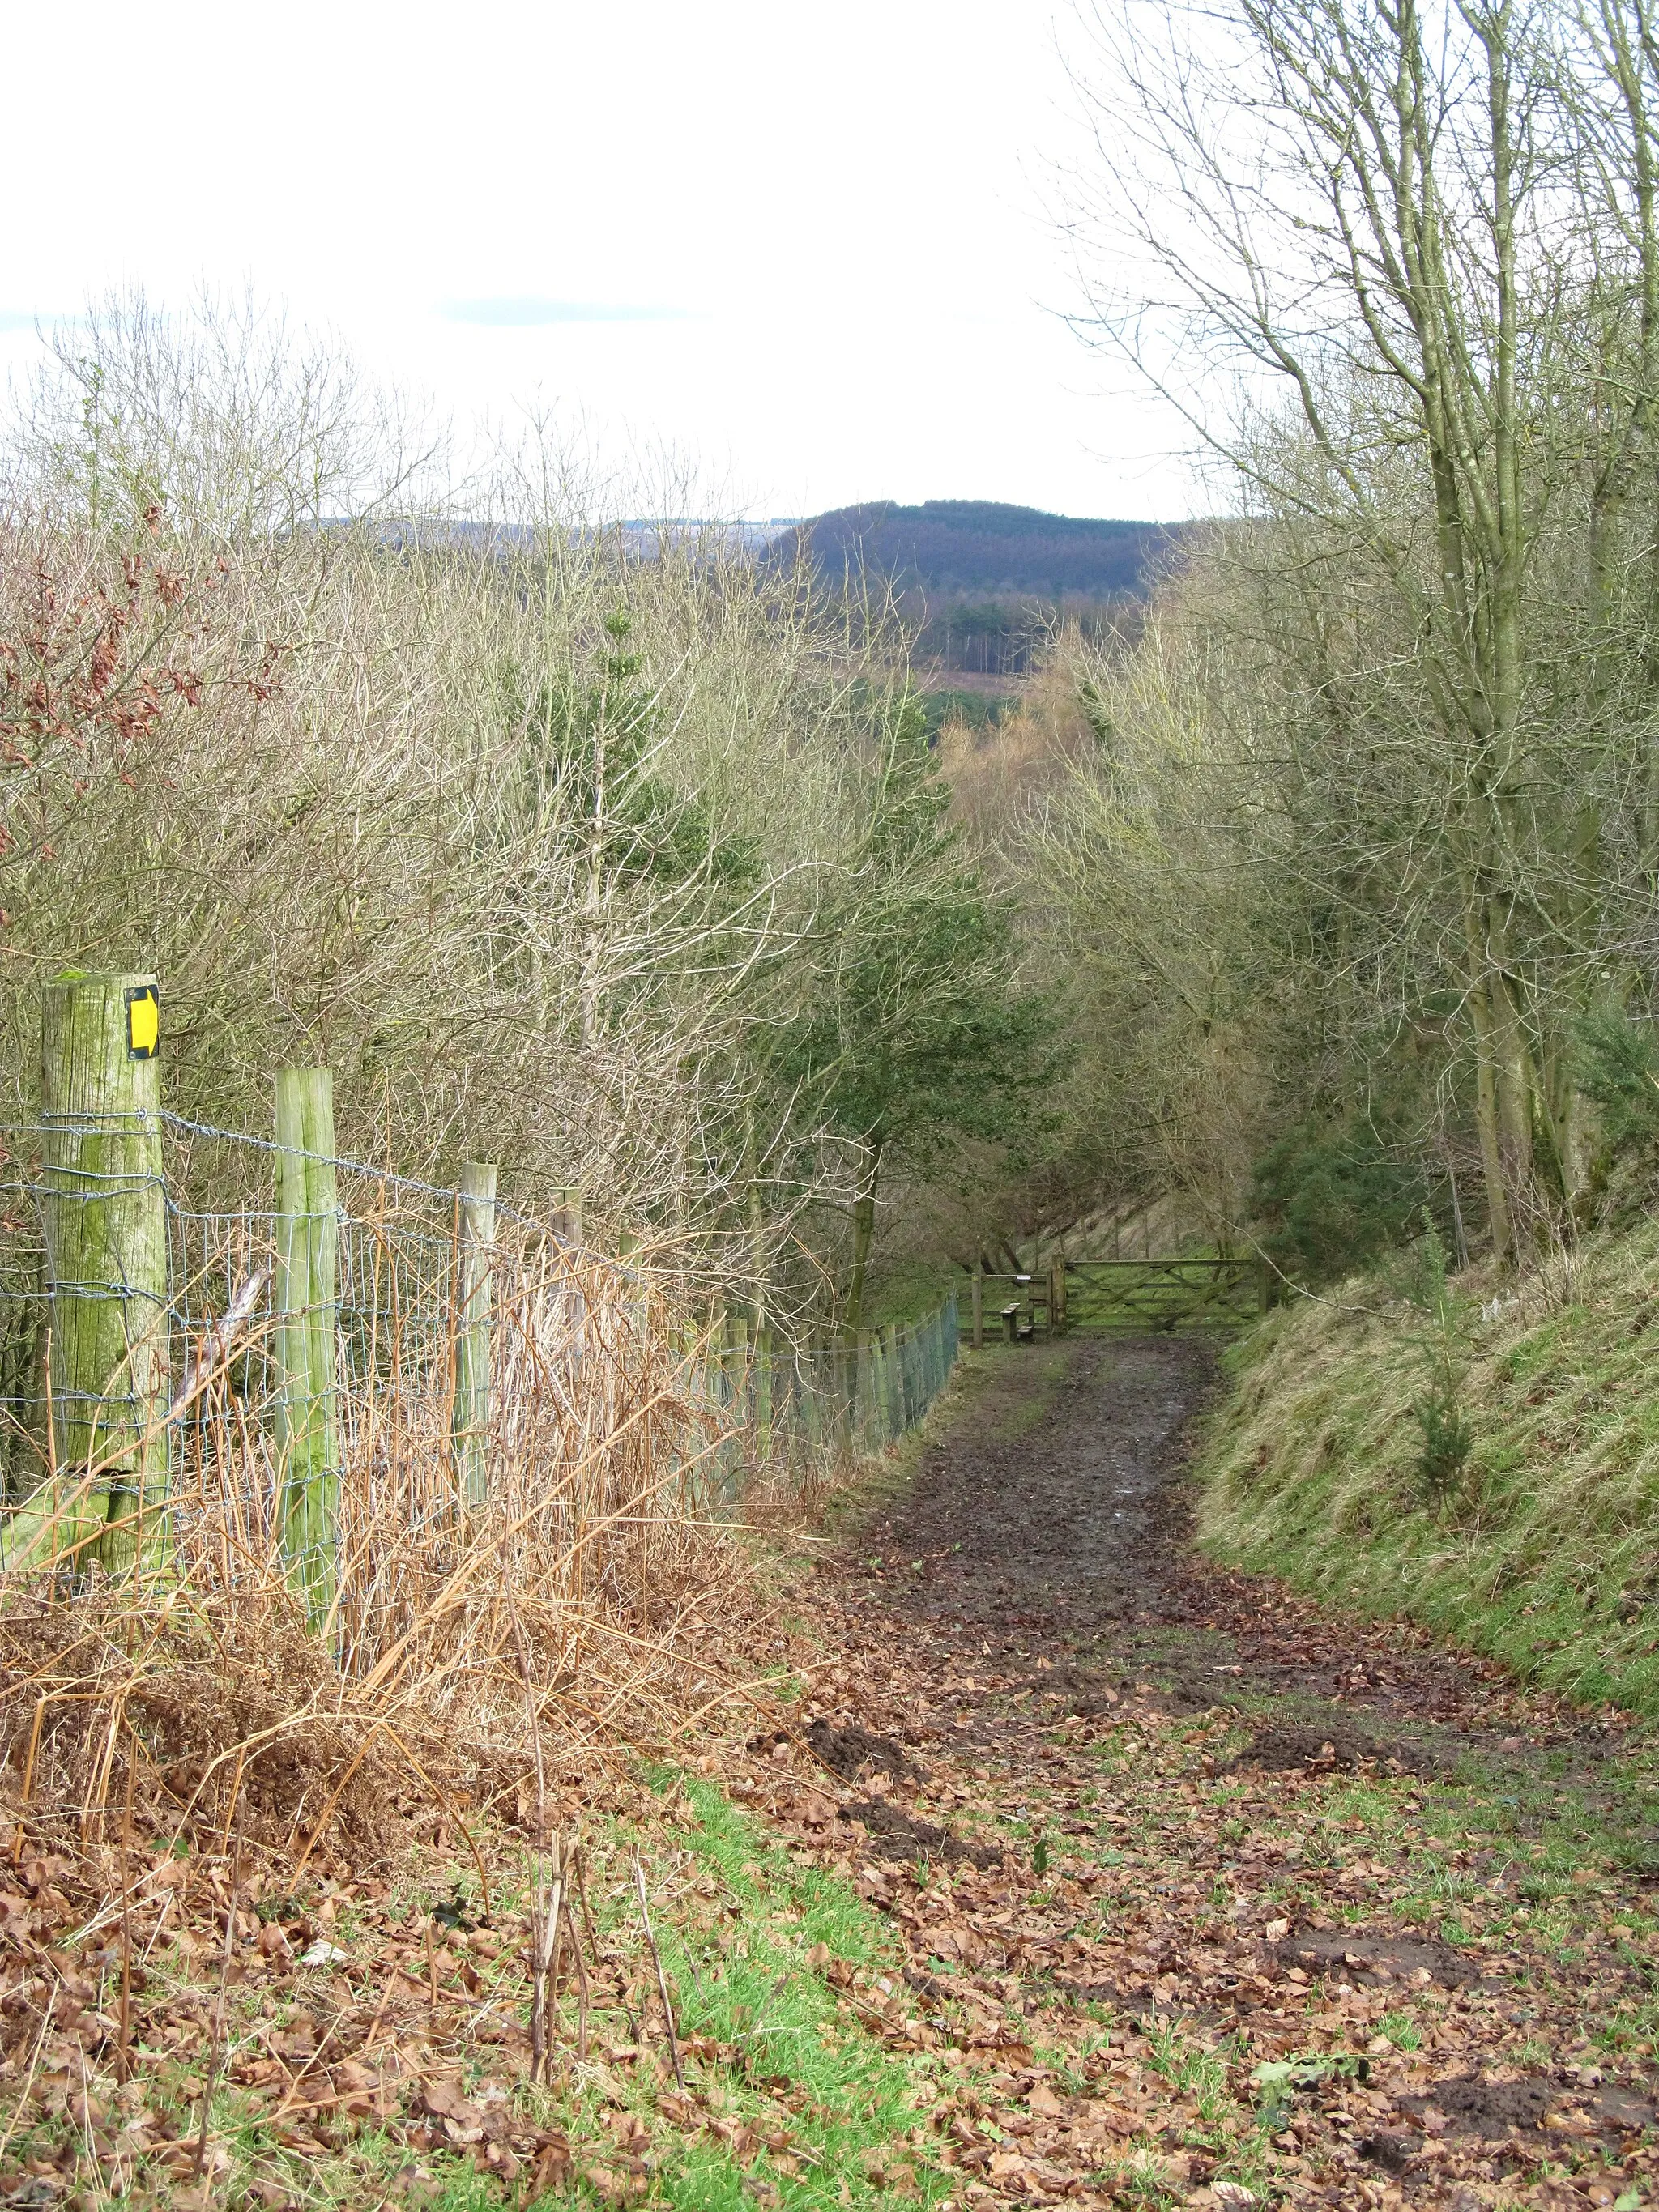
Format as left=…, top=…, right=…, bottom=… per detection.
left=0, top=0, right=1196, bottom=522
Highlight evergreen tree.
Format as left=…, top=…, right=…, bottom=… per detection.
left=780, top=693, right=1053, bottom=1325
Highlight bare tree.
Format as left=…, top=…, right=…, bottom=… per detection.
left=1059, top=0, right=1659, bottom=1259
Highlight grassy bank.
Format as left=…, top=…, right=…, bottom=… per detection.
left=1194, top=1223, right=1659, bottom=1715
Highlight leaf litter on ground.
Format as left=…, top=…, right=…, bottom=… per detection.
left=718, top=1340, right=1659, bottom=2210
left=2, top=1336, right=1659, bottom=2211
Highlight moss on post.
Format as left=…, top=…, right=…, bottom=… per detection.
left=275, top=1068, right=339, bottom=1626
left=30, top=972, right=168, bottom=1577
left=453, top=1160, right=497, bottom=1512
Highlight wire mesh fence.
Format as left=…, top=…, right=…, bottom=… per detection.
left=0, top=973, right=961, bottom=1856
left=0, top=1107, right=962, bottom=1646
left=696, top=1298, right=961, bottom=1490
left=2, top=1115, right=718, bottom=1686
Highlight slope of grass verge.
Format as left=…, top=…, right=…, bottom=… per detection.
left=1193, top=1222, right=1659, bottom=1714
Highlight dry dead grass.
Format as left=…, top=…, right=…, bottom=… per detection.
left=0, top=1225, right=774, bottom=1902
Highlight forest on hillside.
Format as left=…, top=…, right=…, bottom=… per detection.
left=21, top=0, right=1659, bottom=1351
left=771, top=502, right=1179, bottom=599
left=923, top=0, right=1659, bottom=1308
left=770, top=501, right=1181, bottom=677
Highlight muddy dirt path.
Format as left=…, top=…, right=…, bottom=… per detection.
left=837, top=1335, right=1641, bottom=1767
left=757, top=1338, right=1659, bottom=2210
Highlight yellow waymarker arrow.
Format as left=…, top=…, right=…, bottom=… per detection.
left=127, top=988, right=160, bottom=1058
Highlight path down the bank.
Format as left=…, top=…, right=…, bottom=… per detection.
left=748, top=1336, right=1659, bottom=2211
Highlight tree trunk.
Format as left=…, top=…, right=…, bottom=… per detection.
left=1463, top=880, right=1514, bottom=1264
left=1485, top=896, right=1538, bottom=1234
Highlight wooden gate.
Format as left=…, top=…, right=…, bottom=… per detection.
left=1062, top=1256, right=1264, bottom=1332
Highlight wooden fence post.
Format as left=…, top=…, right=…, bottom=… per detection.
left=727, top=1314, right=750, bottom=1475
left=971, top=1269, right=983, bottom=1351
left=454, top=1160, right=497, bottom=1512
left=831, top=1338, right=852, bottom=1461
left=275, top=1068, right=339, bottom=1626
left=754, top=1326, right=773, bottom=1467
left=804, top=1345, right=823, bottom=1466
left=881, top=1323, right=902, bottom=1440
left=33, top=971, right=168, bottom=1575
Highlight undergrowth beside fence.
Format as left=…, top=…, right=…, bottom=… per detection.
left=0, top=1714, right=953, bottom=2212
left=1194, top=1224, right=1659, bottom=1715
left=0, top=968, right=963, bottom=2212
left=0, top=999, right=968, bottom=2208
left=0, top=984, right=961, bottom=1877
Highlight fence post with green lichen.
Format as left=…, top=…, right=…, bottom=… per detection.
left=454, top=1159, right=497, bottom=1512
left=26, top=971, right=169, bottom=1576
left=275, top=1066, right=339, bottom=1625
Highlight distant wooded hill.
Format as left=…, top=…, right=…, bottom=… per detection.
left=766, top=501, right=1188, bottom=599
left=766, top=501, right=1192, bottom=676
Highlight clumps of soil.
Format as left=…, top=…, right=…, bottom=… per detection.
left=1026, top=1653, right=1243, bottom=1720
left=801, top=1720, right=916, bottom=1782
left=1274, top=1924, right=1488, bottom=1989
left=1129, top=1657, right=1253, bottom=1716
left=1400, top=2074, right=1557, bottom=2139
left=1358, top=2129, right=1420, bottom=2174
left=841, top=1796, right=1001, bottom=1869
left=1051, top=1972, right=1137, bottom=2015
left=1394, top=2072, right=1658, bottom=2142
left=1025, top=1666, right=1132, bottom=1720
left=902, top=1962, right=949, bottom=2001
left=1229, top=1720, right=1448, bottom=1777
left=1601, top=2082, right=1659, bottom=2129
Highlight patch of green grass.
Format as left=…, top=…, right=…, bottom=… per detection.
left=1143, top=2019, right=1238, bottom=2136
left=1137, top=2021, right=1270, bottom=2197
left=616, top=1774, right=949, bottom=2210
left=863, top=1259, right=964, bottom=1328
left=943, top=1344, right=1073, bottom=1443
